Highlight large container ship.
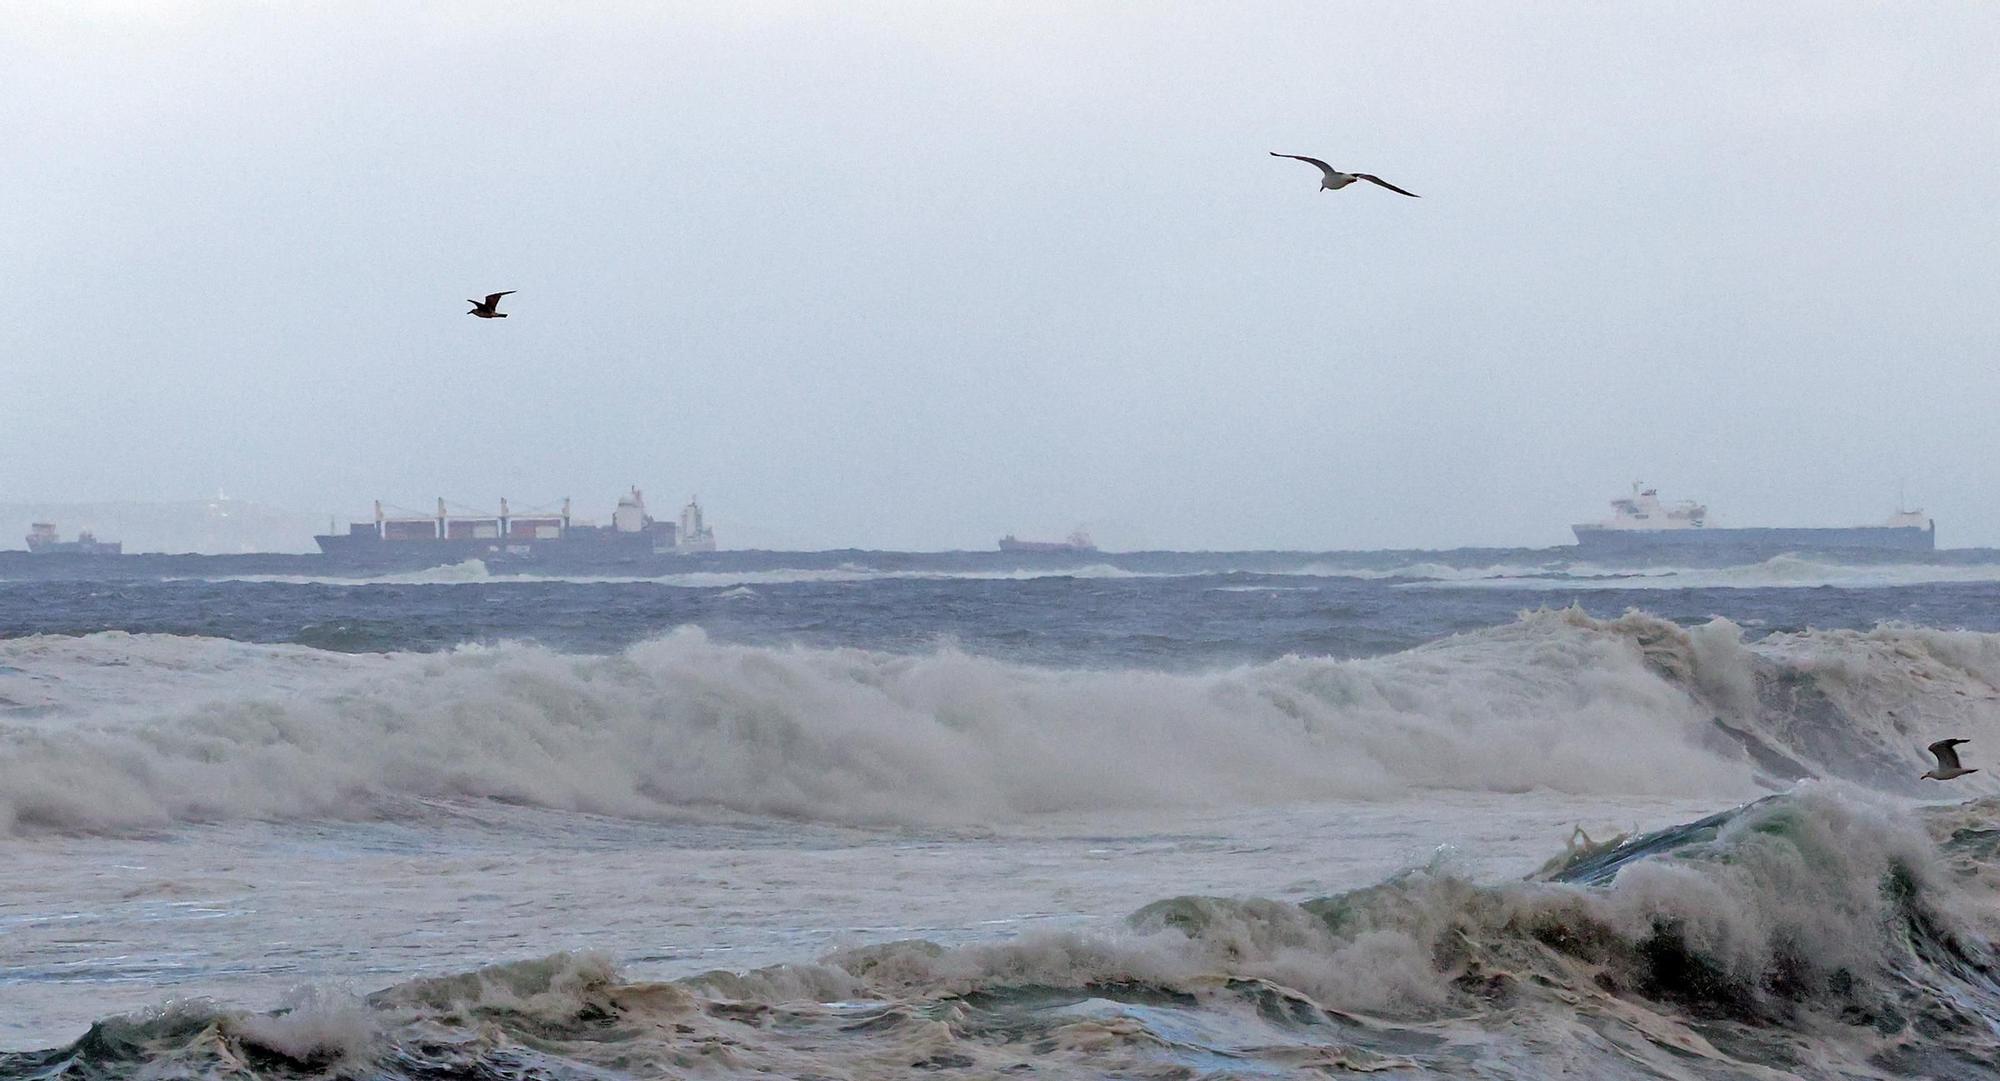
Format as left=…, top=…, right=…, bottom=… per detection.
left=1571, top=484, right=1934, bottom=555
left=315, top=489, right=716, bottom=568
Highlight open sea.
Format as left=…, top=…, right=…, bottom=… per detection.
left=7, top=548, right=2000, bottom=1079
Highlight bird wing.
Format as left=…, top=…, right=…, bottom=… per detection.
left=483, top=291, right=515, bottom=306
left=1269, top=152, right=1337, bottom=179
left=1355, top=174, right=1420, bottom=198
left=1929, top=738, right=1969, bottom=769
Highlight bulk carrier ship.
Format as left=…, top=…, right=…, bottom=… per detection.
left=997, top=530, right=1097, bottom=553
left=1571, top=483, right=1934, bottom=555
left=314, top=488, right=716, bottom=568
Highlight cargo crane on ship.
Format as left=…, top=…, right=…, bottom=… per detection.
left=314, top=487, right=718, bottom=568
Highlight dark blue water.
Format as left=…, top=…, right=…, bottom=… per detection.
left=7, top=564, right=2000, bottom=665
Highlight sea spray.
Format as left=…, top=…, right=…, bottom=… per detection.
left=2, top=612, right=1768, bottom=835
left=12, top=607, right=2000, bottom=835
left=12, top=790, right=1997, bottom=1079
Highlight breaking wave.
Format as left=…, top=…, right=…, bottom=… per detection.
left=198, top=558, right=1600, bottom=589
left=5, top=608, right=2000, bottom=836
left=10, top=788, right=2000, bottom=1078
left=1414, top=553, right=2000, bottom=591
left=200, top=560, right=1162, bottom=588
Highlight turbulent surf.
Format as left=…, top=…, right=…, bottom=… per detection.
left=7, top=790, right=2000, bottom=1079
left=7, top=556, right=2000, bottom=1077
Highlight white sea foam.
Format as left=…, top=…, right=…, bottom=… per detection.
left=701, top=786, right=1948, bottom=1015
left=1292, top=560, right=1563, bottom=581
left=197, top=557, right=1582, bottom=588
left=227, top=986, right=377, bottom=1064
left=198, top=560, right=1162, bottom=588
left=20, top=786, right=1997, bottom=1075
left=9, top=608, right=2000, bottom=838
left=0, top=788, right=1721, bottom=1050
left=1411, top=554, right=2000, bottom=591
left=0, top=611, right=1765, bottom=836
left=91, top=788, right=1970, bottom=1080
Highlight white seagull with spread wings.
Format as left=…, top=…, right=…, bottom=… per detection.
left=1923, top=738, right=1978, bottom=781
left=1269, top=153, right=1420, bottom=197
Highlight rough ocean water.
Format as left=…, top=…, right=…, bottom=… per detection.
left=6, top=549, right=2000, bottom=1079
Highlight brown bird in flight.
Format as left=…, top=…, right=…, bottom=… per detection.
left=467, top=291, right=515, bottom=319
left=1269, top=153, right=1420, bottom=197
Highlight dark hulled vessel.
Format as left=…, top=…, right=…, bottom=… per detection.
left=25, top=522, right=122, bottom=556
left=314, top=489, right=716, bottom=569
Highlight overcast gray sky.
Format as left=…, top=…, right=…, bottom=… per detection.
left=5, top=2, right=1997, bottom=550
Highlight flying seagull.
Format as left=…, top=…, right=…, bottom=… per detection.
left=467, top=291, right=515, bottom=319
left=1269, top=153, right=1420, bottom=197
left=1922, top=738, right=1978, bottom=781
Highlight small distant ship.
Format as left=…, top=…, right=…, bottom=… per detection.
left=315, top=488, right=716, bottom=567
left=25, top=522, right=122, bottom=556
left=1571, top=483, right=1934, bottom=554
left=997, top=530, right=1097, bottom=553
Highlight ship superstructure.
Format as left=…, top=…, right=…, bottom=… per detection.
left=1583, top=485, right=1709, bottom=531
left=25, top=522, right=122, bottom=555
left=677, top=496, right=717, bottom=553
left=1572, top=483, right=1933, bottom=554
left=315, top=487, right=719, bottom=567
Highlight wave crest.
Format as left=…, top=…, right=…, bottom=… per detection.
left=18, top=790, right=1998, bottom=1078
left=7, top=607, right=2000, bottom=835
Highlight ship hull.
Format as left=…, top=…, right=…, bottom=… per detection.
left=996, top=540, right=1096, bottom=554
left=314, top=531, right=672, bottom=568
left=1571, top=522, right=1935, bottom=555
